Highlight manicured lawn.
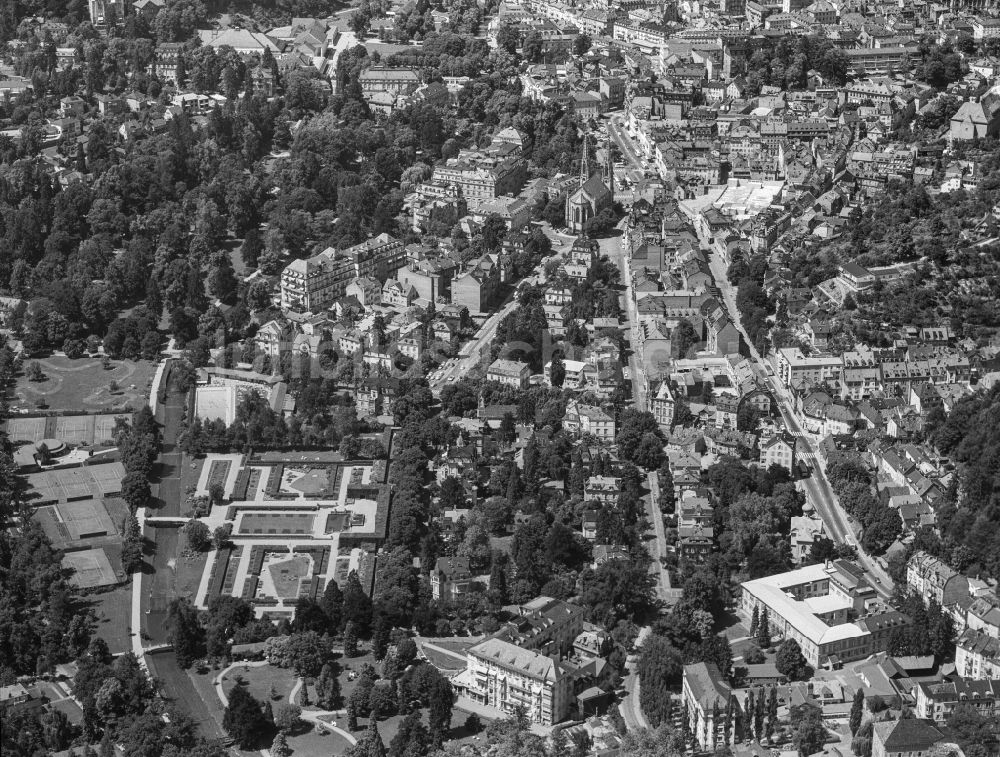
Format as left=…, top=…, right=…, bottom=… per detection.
left=85, top=584, right=132, bottom=654
left=222, top=663, right=299, bottom=705
left=288, top=722, right=354, bottom=756
left=12, top=356, right=158, bottom=412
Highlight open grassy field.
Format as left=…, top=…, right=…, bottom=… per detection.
left=222, top=663, right=299, bottom=705
left=12, top=356, right=158, bottom=412
left=84, top=584, right=132, bottom=654
left=288, top=724, right=354, bottom=756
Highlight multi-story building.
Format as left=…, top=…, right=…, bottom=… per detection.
left=956, top=629, right=1000, bottom=680
left=651, top=381, right=676, bottom=428
left=397, top=258, right=455, bottom=303
left=408, top=182, right=467, bottom=232
left=584, top=475, right=620, bottom=506
left=760, top=433, right=796, bottom=473
left=496, top=597, right=586, bottom=657
left=678, top=526, right=714, bottom=564
left=486, top=359, right=532, bottom=389
left=906, top=551, right=970, bottom=608
left=462, top=638, right=572, bottom=725
left=154, top=42, right=185, bottom=83
left=914, top=678, right=999, bottom=723
left=563, top=403, right=615, bottom=442
left=741, top=562, right=910, bottom=668
left=280, top=234, right=404, bottom=312
left=280, top=253, right=351, bottom=312
left=682, top=663, right=735, bottom=752
left=358, top=67, right=421, bottom=96
left=451, top=255, right=500, bottom=313
left=965, top=596, right=1000, bottom=638
left=430, top=556, right=473, bottom=601
left=872, top=719, right=950, bottom=757
left=432, top=152, right=528, bottom=200
left=775, top=348, right=842, bottom=389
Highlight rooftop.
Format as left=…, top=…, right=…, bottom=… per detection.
left=742, top=563, right=868, bottom=646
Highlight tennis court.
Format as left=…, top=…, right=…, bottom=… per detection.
left=4, top=417, right=47, bottom=443
left=57, top=499, right=118, bottom=540
left=54, top=415, right=94, bottom=444
left=25, top=462, right=125, bottom=504
left=239, top=512, right=316, bottom=535
left=64, top=548, right=119, bottom=588
left=92, top=415, right=126, bottom=444
left=34, top=506, right=73, bottom=547
left=3, top=413, right=131, bottom=445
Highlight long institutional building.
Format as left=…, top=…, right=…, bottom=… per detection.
left=741, top=561, right=911, bottom=668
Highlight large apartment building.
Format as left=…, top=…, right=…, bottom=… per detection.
left=775, top=347, right=842, bottom=389
left=905, top=551, right=971, bottom=608
left=432, top=155, right=528, bottom=200
left=454, top=596, right=587, bottom=725
left=956, top=629, right=1000, bottom=681
left=280, top=234, right=404, bottom=313
left=463, top=638, right=572, bottom=725
left=682, top=663, right=736, bottom=751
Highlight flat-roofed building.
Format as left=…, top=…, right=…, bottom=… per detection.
left=776, top=347, right=842, bottom=389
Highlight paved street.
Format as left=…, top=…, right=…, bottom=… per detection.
left=608, top=115, right=645, bottom=170
left=600, top=227, right=647, bottom=410
left=704, top=248, right=894, bottom=598
left=646, top=472, right=681, bottom=604
left=430, top=298, right=521, bottom=390
left=619, top=625, right=652, bottom=732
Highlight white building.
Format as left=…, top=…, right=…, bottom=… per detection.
left=563, top=403, right=615, bottom=442
left=651, top=381, right=676, bottom=428
left=776, top=348, right=843, bottom=389
left=741, top=562, right=909, bottom=668
left=460, top=638, right=572, bottom=725
left=682, top=663, right=735, bottom=751
left=487, top=359, right=532, bottom=389
left=956, top=629, right=1000, bottom=681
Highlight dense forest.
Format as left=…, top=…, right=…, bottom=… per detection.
left=926, top=384, right=1000, bottom=581
left=0, top=0, right=584, bottom=365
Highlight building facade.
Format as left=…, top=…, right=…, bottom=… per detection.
left=682, top=663, right=736, bottom=752
left=463, top=638, right=572, bottom=725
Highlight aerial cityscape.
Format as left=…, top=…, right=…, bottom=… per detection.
left=1, top=0, right=1000, bottom=756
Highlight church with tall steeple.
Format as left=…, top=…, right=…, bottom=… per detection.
left=565, top=134, right=613, bottom=233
